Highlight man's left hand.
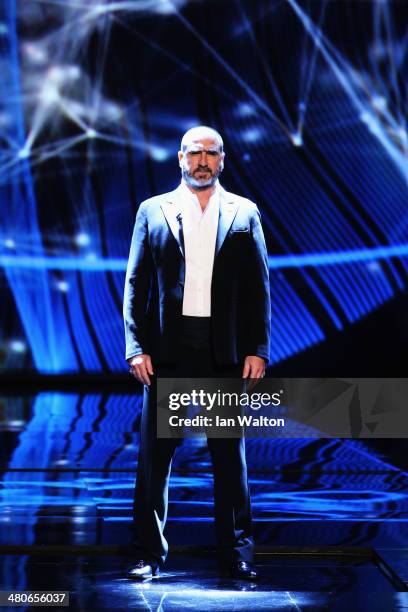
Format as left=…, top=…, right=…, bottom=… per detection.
left=242, top=356, right=266, bottom=389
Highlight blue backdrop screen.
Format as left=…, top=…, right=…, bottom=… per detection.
left=0, top=0, right=407, bottom=373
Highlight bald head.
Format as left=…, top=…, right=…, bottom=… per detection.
left=178, top=125, right=225, bottom=191
left=180, top=126, right=224, bottom=153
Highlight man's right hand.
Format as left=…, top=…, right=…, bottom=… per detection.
left=128, top=354, right=154, bottom=386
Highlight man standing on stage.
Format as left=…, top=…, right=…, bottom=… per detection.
left=123, top=125, right=271, bottom=580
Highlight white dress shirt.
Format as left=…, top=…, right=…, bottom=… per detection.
left=179, top=181, right=220, bottom=316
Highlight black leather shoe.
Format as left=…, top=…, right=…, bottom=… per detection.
left=126, top=560, right=159, bottom=580
left=225, top=560, right=259, bottom=581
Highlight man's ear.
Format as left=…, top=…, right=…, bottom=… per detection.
left=177, top=150, right=183, bottom=168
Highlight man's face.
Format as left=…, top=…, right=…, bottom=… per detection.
left=178, top=137, right=224, bottom=190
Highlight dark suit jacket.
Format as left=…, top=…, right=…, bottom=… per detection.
left=123, top=184, right=271, bottom=365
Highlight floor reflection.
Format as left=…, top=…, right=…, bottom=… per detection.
left=0, top=391, right=407, bottom=598
left=0, top=554, right=404, bottom=612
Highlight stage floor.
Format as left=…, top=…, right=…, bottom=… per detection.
left=1, top=391, right=408, bottom=606
left=0, top=552, right=407, bottom=612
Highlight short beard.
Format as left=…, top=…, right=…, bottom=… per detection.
left=181, top=167, right=221, bottom=190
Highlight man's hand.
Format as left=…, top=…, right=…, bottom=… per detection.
left=128, top=354, right=154, bottom=386
left=242, top=355, right=265, bottom=390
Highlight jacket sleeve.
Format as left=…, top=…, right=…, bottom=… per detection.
left=247, top=204, right=271, bottom=363
left=123, top=202, right=153, bottom=361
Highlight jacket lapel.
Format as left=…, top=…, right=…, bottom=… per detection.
left=160, top=188, right=185, bottom=258
left=215, top=188, right=239, bottom=257
left=160, top=185, right=239, bottom=259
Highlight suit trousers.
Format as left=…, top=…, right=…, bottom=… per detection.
left=132, top=316, right=254, bottom=567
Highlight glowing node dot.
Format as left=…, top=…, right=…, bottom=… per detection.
left=360, top=112, right=380, bottom=134
left=102, top=102, right=122, bottom=121
left=155, top=0, right=177, bottom=14
left=367, top=261, right=381, bottom=273
left=24, top=43, right=48, bottom=64
left=396, top=128, right=407, bottom=142
left=0, top=112, right=10, bottom=127
left=242, top=128, right=262, bottom=143
left=9, top=340, right=27, bottom=353
left=372, top=96, right=387, bottom=112
left=149, top=146, right=169, bottom=162
left=291, top=132, right=303, bottom=147
left=237, top=103, right=255, bottom=117
left=56, top=280, right=69, bottom=293
left=86, top=128, right=97, bottom=139
left=66, top=65, right=81, bottom=81
left=5, top=238, right=15, bottom=249
left=18, top=147, right=31, bottom=159
left=75, top=232, right=91, bottom=247
left=40, top=84, right=59, bottom=105
left=8, top=420, right=25, bottom=427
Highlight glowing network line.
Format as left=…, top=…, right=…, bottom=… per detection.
left=296, top=0, right=327, bottom=139
left=4, top=0, right=403, bottom=177
left=235, top=0, right=296, bottom=133
left=286, top=0, right=408, bottom=182
left=1, top=244, right=408, bottom=272
left=172, top=8, right=292, bottom=138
